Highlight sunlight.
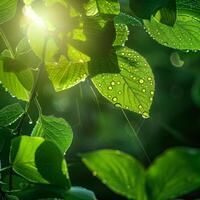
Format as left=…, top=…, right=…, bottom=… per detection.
left=23, top=6, right=46, bottom=28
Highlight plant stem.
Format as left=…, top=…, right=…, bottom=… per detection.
left=15, top=38, right=48, bottom=135
left=0, top=27, right=15, bottom=58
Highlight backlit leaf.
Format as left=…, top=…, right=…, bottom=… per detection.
left=82, top=150, right=147, bottom=200
left=0, top=103, right=24, bottom=127
left=92, top=47, right=155, bottom=118
left=144, top=0, right=200, bottom=50
left=46, top=56, right=88, bottom=91
left=0, top=0, right=18, bottom=24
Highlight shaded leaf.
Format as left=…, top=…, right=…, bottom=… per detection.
left=10, top=136, right=70, bottom=188
left=114, top=13, right=142, bottom=27
left=147, top=147, right=200, bottom=200
left=32, top=115, right=73, bottom=154
left=64, top=187, right=97, bottom=200
left=0, top=103, right=24, bottom=127
left=82, top=150, right=147, bottom=200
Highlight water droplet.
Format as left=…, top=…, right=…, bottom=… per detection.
left=138, top=105, right=143, bottom=109
left=111, top=81, right=115, bottom=86
left=142, top=112, right=149, bottom=119
left=93, top=171, right=97, bottom=176
left=112, top=97, right=118, bottom=102
left=139, top=79, right=144, bottom=84
left=147, top=77, right=152, bottom=81
left=114, top=103, right=122, bottom=108
left=150, top=91, right=154, bottom=95
left=108, top=86, right=113, bottom=90
left=118, top=91, right=122, bottom=95
left=142, top=89, right=146, bottom=93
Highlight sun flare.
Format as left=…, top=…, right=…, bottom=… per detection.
left=23, top=6, right=46, bottom=28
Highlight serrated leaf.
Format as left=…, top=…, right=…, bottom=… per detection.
left=92, top=47, right=155, bottom=118
left=32, top=115, right=73, bottom=154
left=84, top=0, right=120, bottom=16
left=0, top=0, right=18, bottom=24
left=46, top=56, right=88, bottom=91
left=114, top=13, right=142, bottom=27
left=113, top=23, right=129, bottom=46
left=82, top=150, right=147, bottom=200
left=144, top=0, right=200, bottom=50
left=10, top=136, right=70, bottom=188
left=147, top=148, right=200, bottom=200
left=0, top=52, right=33, bottom=101
left=0, top=103, right=24, bottom=127
left=16, top=37, right=32, bottom=56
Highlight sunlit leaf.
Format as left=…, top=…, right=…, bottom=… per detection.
left=0, top=0, right=18, bottom=24
left=10, top=136, right=70, bottom=188
left=16, top=37, right=32, bottom=56
left=27, top=24, right=59, bottom=61
left=147, top=147, right=200, bottom=200
left=84, top=0, right=120, bottom=16
left=82, top=150, right=147, bottom=200
left=113, top=23, right=129, bottom=46
left=46, top=56, right=88, bottom=91
left=92, top=47, right=155, bottom=118
left=32, top=115, right=73, bottom=154
left=0, top=103, right=24, bottom=127
left=144, top=0, right=200, bottom=50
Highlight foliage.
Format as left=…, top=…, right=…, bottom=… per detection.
left=82, top=148, right=200, bottom=200
left=0, top=0, right=199, bottom=199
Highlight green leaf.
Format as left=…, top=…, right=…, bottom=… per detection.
left=0, top=0, right=18, bottom=24
left=113, top=23, right=129, bottom=47
left=82, top=150, right=147, bottom=200
left=0, top=103, right=24, bottom=127
left=144, top=0, right=200, bottom=50
left=92, top=47, right=155, bottom=118
left=14, top=186, right=96, bottom=200
left=154, top=0, right=177, bottom=27
left=14, top=184, right=67, bottom=200
left=114, top=13, right=142, bottom=27
left=10, top=136, right=70, bottom=188
left=27, top=24, right=59, bottom=61
left=32, top=115, right=73, bottom=154
left=147, top=147, right=200, bottom=200
left=0, top=50, right=33, bottom=101
left=84, top=0, right=120, bottom=16
left=46, top=56, right=88, bottom=91
left=16, top=37, right=32, bottom=56
left=64, top=187, right=97, bottom=200
left=129, top=0, right=176, bottom=22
